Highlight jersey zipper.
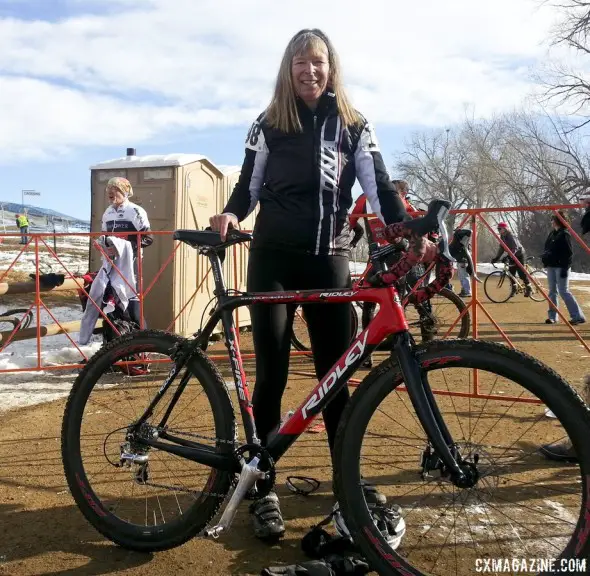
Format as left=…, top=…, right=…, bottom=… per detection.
left=313, top=114, right=321, bottom=255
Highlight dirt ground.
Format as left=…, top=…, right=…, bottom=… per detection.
left=0, top=282, right=589, bottom=576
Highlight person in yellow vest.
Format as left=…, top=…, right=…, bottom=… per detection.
left=15, top=213, right=29, bottom=244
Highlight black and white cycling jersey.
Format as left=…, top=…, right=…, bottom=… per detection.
left=101, top=200, right=153, bottom=253
left=223, top=91, right=408, bottom=255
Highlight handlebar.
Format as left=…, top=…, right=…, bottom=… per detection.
left=366, top=199, right=456, bottom=302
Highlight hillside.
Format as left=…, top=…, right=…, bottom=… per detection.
left=0, top=200, right=89, bottom=225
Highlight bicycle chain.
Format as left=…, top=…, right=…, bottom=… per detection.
left=132, top=427, right=239, bottom=498
left=163, top=427, right=238, bottom=446
left=139, top=479, right=228, bottom=499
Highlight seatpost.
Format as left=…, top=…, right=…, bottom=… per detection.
left=203, top=248, right=227, bottom=297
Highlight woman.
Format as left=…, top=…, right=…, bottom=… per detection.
left=101, top=177, right=153, bottom=326
left=581, top=190, right=590, bottom=235
left=210, top=28, right=409, bottom=541
left=542, top=211, right=585, bottom=325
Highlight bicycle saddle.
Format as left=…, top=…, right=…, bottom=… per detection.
left=173, top=228, right=252, bottom=249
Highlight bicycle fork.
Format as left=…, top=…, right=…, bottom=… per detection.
left=393, top=333, right=477, bottom=487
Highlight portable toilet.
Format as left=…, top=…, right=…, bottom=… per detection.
left=89, top=149, right=224, bottom=336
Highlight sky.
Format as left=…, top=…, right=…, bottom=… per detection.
left=0, top=0, right=578, bottom=220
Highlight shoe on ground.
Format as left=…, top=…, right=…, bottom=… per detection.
left=332, top=500, right=406, bottom=551
left=362, top=356, right=373, bottom=369
left=360, top=478, right=387, bottom=506
left=545, top=319, right=556, bottom=324
left=249, top=491, right=285, bottom=541
left=570, top=318, right=587, bottom=325
left=458, top=291, right=471, bottom=297
left=262, top=557, right=370, bottom=576
left=539, top=439, right=578, bottom=463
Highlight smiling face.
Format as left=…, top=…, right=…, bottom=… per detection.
left=291, top=42, right=330, bottom=107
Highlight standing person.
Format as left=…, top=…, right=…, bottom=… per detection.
left=349, top=179, right=423, bottom=367
left=491, top=222, right=532, bottom=297
left=581, top=190, right=590, bottom=236
left=101, top=177, right=153, bottom=326
left=209, top=28, right=410, bottom=542
left=349, top=179, right=418, bottom=246
left=541, top=211, right=586, bottom=325
left=16, top=213, right=29, bottom=244
left=455, top=228, right=472, bottom=297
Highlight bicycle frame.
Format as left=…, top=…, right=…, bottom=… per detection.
left=135, top=245, right=466, bottom=481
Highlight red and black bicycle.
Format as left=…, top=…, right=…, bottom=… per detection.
left=61, top=200, right=590, bottom=576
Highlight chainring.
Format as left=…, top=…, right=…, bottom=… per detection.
left=234, top=444, right=276, bottom=500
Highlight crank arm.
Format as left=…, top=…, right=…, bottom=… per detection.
left=204, top=455, right=266, bottom=538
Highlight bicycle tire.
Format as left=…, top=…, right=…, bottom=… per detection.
left=291, top=304, right=359, bottom=352
left=528, top=268, right=547, bottom=302
left=333, top=339, right=590, bottom=576
left=0, top=308, right=33, bottom=330
left=406, top=287, right=470, bottom=341
left=484, top=270, right=513, bottom=303
left=61, top=330, right=236, bottom=552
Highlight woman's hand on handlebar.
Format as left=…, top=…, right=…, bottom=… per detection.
left=209, top=213, right=238, bottom=242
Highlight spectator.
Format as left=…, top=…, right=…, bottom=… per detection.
left=491, top=222, right=532, bottom=297
left=455, top=228, right=472, bottom=297
left=541, top=211, right=586, bottom=325
left=581, top=191, right=590, bottom=235
left=16, top=213, right=29, bottom=244
left=101, top=177, right=153, bottom=326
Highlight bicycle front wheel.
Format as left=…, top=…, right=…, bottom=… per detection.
left=484, top=270, right=513, bottom=303
left=61, top=330, right=236, bottom=551
left=334, top=339, right=590, bottom=576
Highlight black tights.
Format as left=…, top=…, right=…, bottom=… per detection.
left=248, top=249, right=352, bottom=452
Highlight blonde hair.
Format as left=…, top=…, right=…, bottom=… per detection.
left=265, top=28, right=361, bottom=133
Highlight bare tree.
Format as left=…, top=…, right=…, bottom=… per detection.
left=395, top=127, right=472, bottom=229
left=393, top=110, right=590, bottom=269
left=541, top=0, right=590, bottom=130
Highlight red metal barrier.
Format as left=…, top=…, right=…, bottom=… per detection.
left=0, top=205, right=588, bottom=407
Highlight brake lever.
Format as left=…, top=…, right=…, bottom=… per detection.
left=435, top=207, right=454, bottom=262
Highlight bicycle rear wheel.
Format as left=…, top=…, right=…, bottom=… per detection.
left=291, top=304, right=359, bottom=352
left=484, top=270, right=513, bottom=303
left=405, top=287, right=470, bottom=341
left=61, top=330, right=236, bottom=551
left=528, top=268, right=548, bottom=302
left=334, top=339, right=590, bottom=576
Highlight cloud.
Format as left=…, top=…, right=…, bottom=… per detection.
left=0, top=0, right=575, bottom=161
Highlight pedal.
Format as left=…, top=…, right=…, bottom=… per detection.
left=204, top=454, right=266, bottom=538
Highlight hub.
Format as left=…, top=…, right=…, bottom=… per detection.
left=452, top=461, right=480, bottom=489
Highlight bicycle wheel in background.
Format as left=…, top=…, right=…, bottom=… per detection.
left=0, top=308, right=34, bottom=330
left=405, top=287, right=470, bottom=341
left=528, top=268, right=548, bottom=302
left=291, top=304, right=359, bottom=353
left=61, top=330, right=235, bottom=552
left=484, top=270, right=514, bottom=303
left=334, top=339, right=590, bottom=576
